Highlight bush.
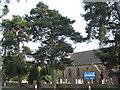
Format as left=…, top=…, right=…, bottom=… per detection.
left=28, top=65, right=40, bottom=84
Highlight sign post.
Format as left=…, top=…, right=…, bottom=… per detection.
left=88, top=81, right=91, bottom=90
left=84, top=72, right=96, bottom=90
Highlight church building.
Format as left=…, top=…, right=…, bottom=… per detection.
left=60, top=50, right=118, bottom=84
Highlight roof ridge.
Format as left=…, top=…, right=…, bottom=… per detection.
left=73, top=49, right=98, bottom=54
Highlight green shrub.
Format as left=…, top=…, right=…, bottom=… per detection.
left=28, top=65, right=40, bottom=84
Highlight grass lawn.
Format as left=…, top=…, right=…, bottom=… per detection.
left=2, top=86, right=28, bottom=88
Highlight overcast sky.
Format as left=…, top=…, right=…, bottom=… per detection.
left=3, top=0, right=99, bottom=52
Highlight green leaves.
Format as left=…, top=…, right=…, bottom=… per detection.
left=27, top=2, right=83, bottom=43
left=26, top=2, right=84, bottom=86
left=1, top=1, right=84, bottom=86
left=3, top=55, right=28, bottom=79
left=2, top=33, right=17, bottom=46
left=3, top=5, right=9, bottom=15
left=1, top=15, right=31, bottom=83
left=83, top=2, right=120, bottom=43
left=83, top=2, right=120, bottom=74
left=26, top=2, right=82, bottom=69
left=28, top=65, right=40, bottom=84
left=22, top=46, right=31, bottom=54
left=1, top=15, right=31, bottom=54
left=95, top=47, right=120, bottom=70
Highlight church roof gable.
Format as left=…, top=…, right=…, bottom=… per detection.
left=71, top=50, right=101, bottom=65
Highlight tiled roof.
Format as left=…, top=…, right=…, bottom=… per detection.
left=71, top=50, right=101, bottom=65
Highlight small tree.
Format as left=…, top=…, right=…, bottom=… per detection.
left=28, top=65, right=40, bottom=84
left=40, top=65, right=51, bottom=83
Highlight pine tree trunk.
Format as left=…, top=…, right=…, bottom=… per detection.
left=50, top=28, right=57, bottom=89
left=17, top=35, right=22, bottom=87
left=3, top=46, right=7, bottom=57
left=51, top=66, right=56, bottom=89
left=18, top=74, right=22, bottom=87
left=114, top=2, right=120, bottom=19
left=115, top=31, right=120, bottom=85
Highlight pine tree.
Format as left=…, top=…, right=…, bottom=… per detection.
left=1, top=15, right=31, bottom=87
left=26, top=2, right=83, bottom=88
left=82, top=2, right=120, bottom=84
left=28, top=65, right=40, bottom=84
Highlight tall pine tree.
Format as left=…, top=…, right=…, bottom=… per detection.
left=82, top=2, right=120, bottom=83
left=25, top=2, right=83, bottom=88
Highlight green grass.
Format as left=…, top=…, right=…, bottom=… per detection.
left=3, top=86, right=28, bottom=88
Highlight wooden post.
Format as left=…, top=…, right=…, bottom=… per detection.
left=34, top=84, right=37, bottom=90
left=33, top=80, right=38, bottom=90
left=88, top=80, right=91, bottom=90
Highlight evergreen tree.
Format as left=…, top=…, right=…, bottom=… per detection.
left=40, top=65, right=51, bottom=83
left=28, top=65, right=40, bottom=84
left=82, top=2, right=120, bottom=83
left=1, top=15, right=31, bottom=87
left=26, top=2, right=83, bottom=88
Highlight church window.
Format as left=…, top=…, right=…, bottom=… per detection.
left=68, top=68, right=72, bottom=77
left=77, top=68, right=80, bottom=76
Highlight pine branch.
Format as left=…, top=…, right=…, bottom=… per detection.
left=108, top=4, right=120, bottom=20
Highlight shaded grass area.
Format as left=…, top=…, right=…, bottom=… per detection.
left=57, top=83, right=119, bottom=88
left=2, top=88, right=120, bottom=90
left=2, top=86, right=29, bottom=88
left=2, top=84, right=119, bottom=90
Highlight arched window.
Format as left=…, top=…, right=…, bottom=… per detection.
left=68, top=68, right=72, bottom=77
left=77, top=68, right=80, bottom=76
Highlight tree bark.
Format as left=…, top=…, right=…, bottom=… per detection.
left=17, top=35, right=22, bottom=87
left=114, top=30, right=120, bottom=85
left=114, top=2, right=120, bottom=20
left=18, top=74, right=22, bottom=87
left=51, top=65, right=56, bottom=89
left=50, top=27, right=57, bottom=89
